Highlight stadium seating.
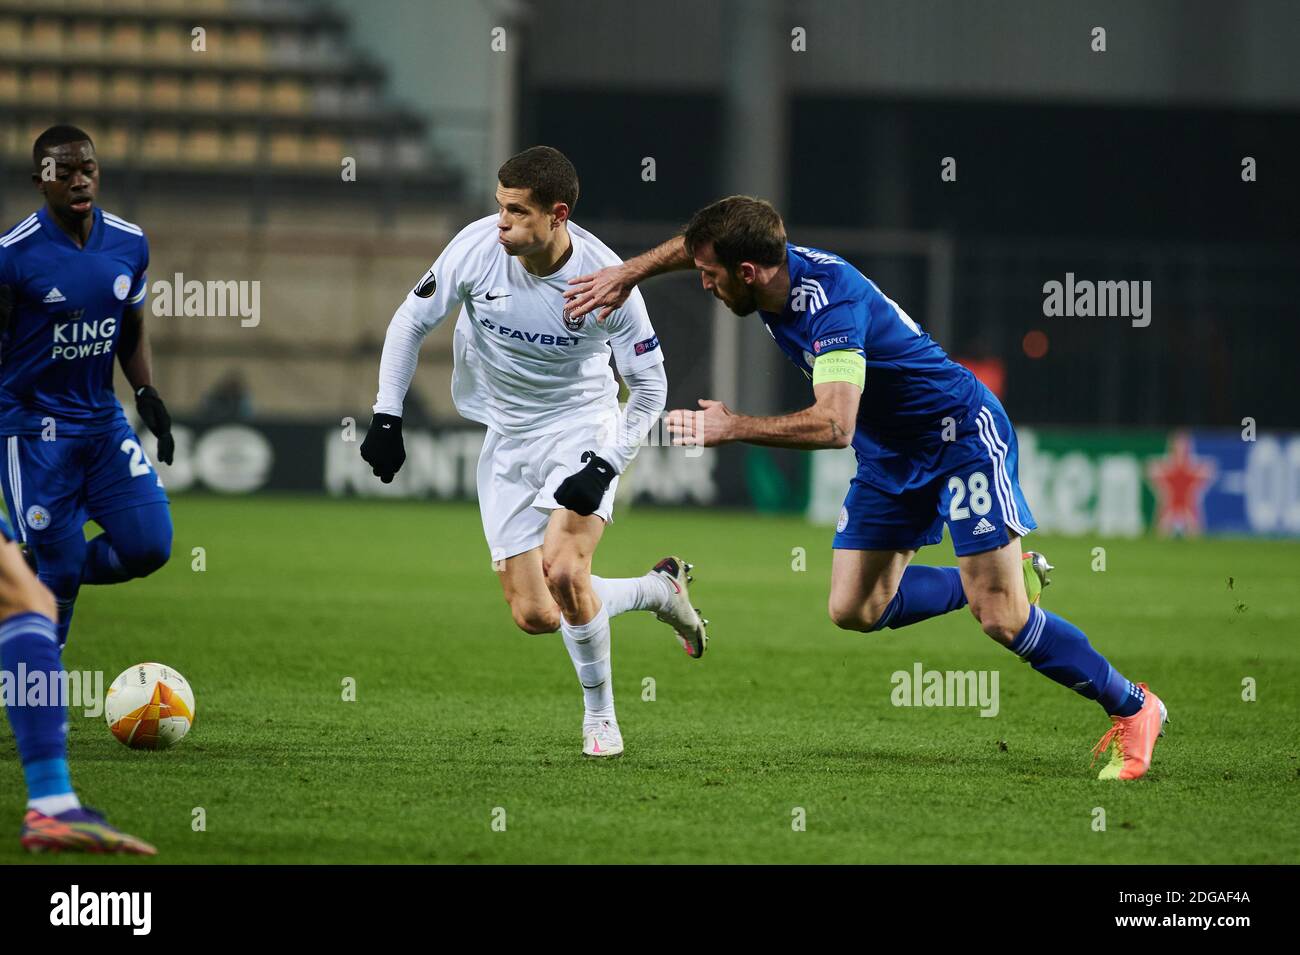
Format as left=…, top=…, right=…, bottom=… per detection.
left=0, top=0, right=466, bottom=420
left=0, top=0, right=448, bottom=175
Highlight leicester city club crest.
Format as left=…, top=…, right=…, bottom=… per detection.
left=113, top=274, right=131, bottom=301
left=26, top=505, right=51, bottom=531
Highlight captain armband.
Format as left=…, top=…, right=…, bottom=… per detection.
left=811, top=350, right=865, bottom=389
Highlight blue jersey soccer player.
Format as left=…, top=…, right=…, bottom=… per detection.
left=0, top=126, right=173, bottom=648
left=565, top=196, right=1168, bottom=781
left=0, top=503, right=153, bottom=852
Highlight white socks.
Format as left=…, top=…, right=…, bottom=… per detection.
left=561, top=603, right=614, bottom=724
left=561, top=574, right=675, bottom=726
left=591, top=572, right=673, bottom=618
left=29, top=793, right=80, bottom=816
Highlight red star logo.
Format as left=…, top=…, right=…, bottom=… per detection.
left=1147, top=432, right=1216, bottom=536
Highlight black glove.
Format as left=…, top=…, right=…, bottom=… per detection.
left=0, top=284, right=12, bottom=335
left=554, top=451, right=615, bottom=516
left=360, top=413, right=405, bottom=483
left=134, top=385, right=174, bottom=465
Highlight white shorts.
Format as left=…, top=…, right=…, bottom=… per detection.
left=477, top=420, right=619, bottom=563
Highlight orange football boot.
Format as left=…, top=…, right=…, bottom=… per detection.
left=1091, top=683, right=1168, bottom=780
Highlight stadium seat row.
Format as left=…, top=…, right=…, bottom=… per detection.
left=0, top=67, right=393, bottom=116
left=0, top=119, right=431, bottom=170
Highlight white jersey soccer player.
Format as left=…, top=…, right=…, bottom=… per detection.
left=361, top=146, right=707, bottom=757
left=376, top=212, right=657, bottom=545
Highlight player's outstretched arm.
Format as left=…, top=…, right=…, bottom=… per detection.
left=117, top=303, right=175, bottom=465
left=666, top=380, right=861, bottom=452
left=564, top=235, right=692, bottom=322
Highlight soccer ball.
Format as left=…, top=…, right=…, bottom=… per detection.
left=104, top=663, right=196, bottom=750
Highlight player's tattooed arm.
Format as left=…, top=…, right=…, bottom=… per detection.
left=564, top=235, right=691, bottom=322
left=666, top=381, right=861, bottom=451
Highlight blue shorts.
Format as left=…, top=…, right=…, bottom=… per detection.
left=2, top=419, right=170, bottom=544
left=833, top=395, right=1036, bottom=557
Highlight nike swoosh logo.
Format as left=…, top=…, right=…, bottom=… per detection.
left=485, top=292, right=511, bottom=300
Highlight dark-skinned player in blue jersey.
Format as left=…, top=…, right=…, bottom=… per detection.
left=0, top=125, right=173, bottom=648
left=0, top=125, right=172, bottom=852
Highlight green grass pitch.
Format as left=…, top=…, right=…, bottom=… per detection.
left=3, top=495, right=1297, bottom=864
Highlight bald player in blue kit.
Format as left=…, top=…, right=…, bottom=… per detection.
left=564, top=195, right=1169, bottom=782
left=0, top=126, right=174, bottom=650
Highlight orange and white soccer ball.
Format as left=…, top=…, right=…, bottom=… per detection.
left=104, top=663, right=196, bottom=749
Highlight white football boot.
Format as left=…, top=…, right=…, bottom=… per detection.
left=650, top=556, right=708, bottom=659
left=583, top=719, right=624, bottom=758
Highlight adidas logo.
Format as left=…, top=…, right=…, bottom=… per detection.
left=43, top=287, right=66, bottom=304
left=971, top=517, right=997, bottom=536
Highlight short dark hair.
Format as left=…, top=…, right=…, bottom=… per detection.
left=682, top=196, right=786, bottom=272
left=497, top=145, right=579, bottom=213
left=33, top=125, right=95, bottom=169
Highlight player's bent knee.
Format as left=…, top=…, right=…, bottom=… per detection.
left=981, top=620, right=1021, bottom=646
left=828, top=595, right=886, bottom=633
left=827, top=602, right=863, bottom=631
left=826, top=597, right=868, bottom=634
left=511, top=604, right=560, bottom=635
left=120, top=537, right=171, bottom=578
left=968, top=598, right=1025, bottom=646
left=542, top=560, right=588, bottom=601
left=509, top=613, right=556, bottom=634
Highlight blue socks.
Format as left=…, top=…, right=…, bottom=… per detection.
left=1010, top=605, right=1144, bottom=717
left=870, top=566, right=967, bottom=631
left=24, top=757, right=73, bottom=801
left=861, top=567, right=1143, bottom=719
left=1, top=612, right=78, bottom=809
